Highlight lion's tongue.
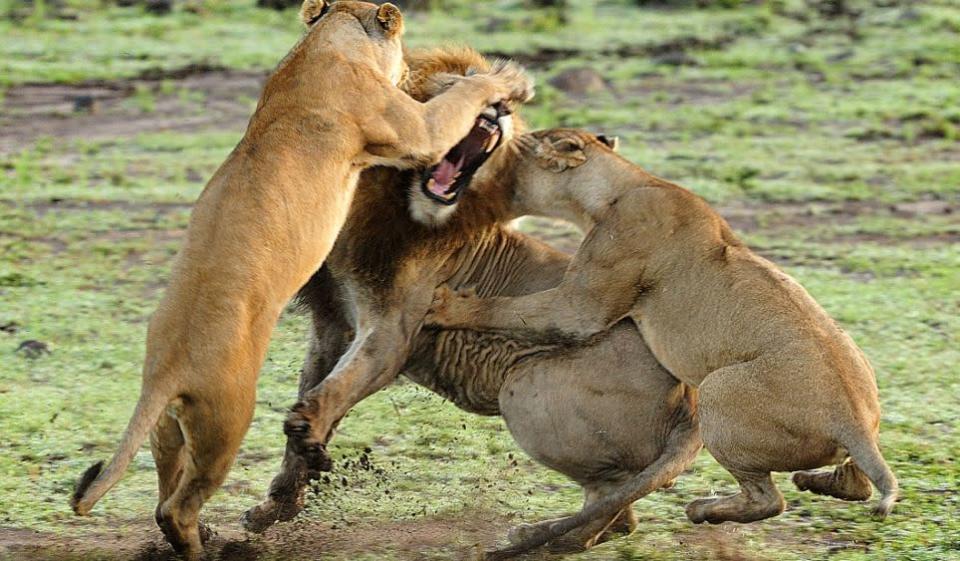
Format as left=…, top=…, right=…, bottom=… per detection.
left=429, top=155, right=465, bottom=196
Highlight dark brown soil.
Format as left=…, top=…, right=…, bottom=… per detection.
left=0, top=70, right=266, bottom=156
left=0, top=508, right=508, bottom=561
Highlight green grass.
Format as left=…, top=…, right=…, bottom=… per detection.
left=1, top=0, right=959, bottom=560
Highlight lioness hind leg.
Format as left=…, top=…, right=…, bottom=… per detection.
left=690, top=360, right=851, bottom=524
left=157, top=394, right=254, bottom=559
left=150, top=410, right=185, bottom=504
left=793, top=458, right=873, bottom=501
left=686, top=470, right=785, bottom=524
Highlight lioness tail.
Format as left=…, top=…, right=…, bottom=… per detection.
left=844, top=435, right=898, bottom=518
left=71, top=381, right=173, bottom=516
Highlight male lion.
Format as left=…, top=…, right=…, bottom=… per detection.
left=428, top=129, right=899, bottom=539
left=244, top=48, right=701, bottom=558
left=70, top=2, right=532, bottom=557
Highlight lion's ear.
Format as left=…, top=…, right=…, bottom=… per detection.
left=376, top=3, right=404, bottom=37
left=300, top=0, right=329, bottom=27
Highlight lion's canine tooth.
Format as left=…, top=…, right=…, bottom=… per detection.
left=485, top=130, right=501, bottom=153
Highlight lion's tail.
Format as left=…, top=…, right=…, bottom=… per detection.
left=71, top=377, right=174, bottom=516
left=843, top=432, right=898, bottom=518
left=485, top=397, right=702, bottom=560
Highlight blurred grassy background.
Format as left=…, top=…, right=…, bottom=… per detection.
left=0, top=0, right=958, bottom=560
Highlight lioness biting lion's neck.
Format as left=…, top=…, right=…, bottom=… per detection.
left=70, top=1, right=533, bottom=558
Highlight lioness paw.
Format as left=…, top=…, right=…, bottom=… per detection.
left=425, top=285, right=477, bottom=327
left=488, top=59, right=535, bottom=105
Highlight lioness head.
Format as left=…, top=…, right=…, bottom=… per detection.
left=300, top=0, right=407, bottom=85
left=509, top=129, right=620, bottom=226
left=403, top=48, right=522, bottom=226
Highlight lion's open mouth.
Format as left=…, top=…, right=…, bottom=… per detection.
left=420, top=104, right=512, bottom=205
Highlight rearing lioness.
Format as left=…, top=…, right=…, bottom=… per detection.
left=69, top=1, right=532, bottom=557
left=234, top=47, right=697, bottom=559
left=429, top=129, right=898, bottom=531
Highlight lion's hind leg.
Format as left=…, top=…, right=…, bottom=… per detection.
left=793, top=458, right=873, bottom=502
left=491, top=485, right=633, bottom=560
left=506, top=516, right=569, bottom=547
left=602, top=506, right=638, bottom=540
left=550, top=485, right=637, bottom=551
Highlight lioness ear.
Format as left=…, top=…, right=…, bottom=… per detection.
left=551, top=136, right=585, bottom=153
left=376, top=3, right=404, bottom=36
left=300, top=0, right=329, bottom=27
left=596, top=134, right=620, bottom=151
left=535, top=135, right=588, bottom=173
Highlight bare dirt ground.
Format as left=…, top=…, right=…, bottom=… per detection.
left=0, top=514, right=780, bottom=561
left=0, top=508, right=509, bottom=561
left=0, top=68, right=266, bottom=155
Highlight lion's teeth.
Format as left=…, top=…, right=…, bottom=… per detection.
left=485, top=130, right=501, bottom=153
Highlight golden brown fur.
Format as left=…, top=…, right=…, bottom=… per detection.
left=69, top=2, right=533, bottom=558
left=242, top=51, right=701, bottom=558
left=428, top=129, right=899, bottom=535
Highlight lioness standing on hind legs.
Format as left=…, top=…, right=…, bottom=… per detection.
left=428, top=129, right=897, bottom=548
left=68, top=1, right=533, bottom=557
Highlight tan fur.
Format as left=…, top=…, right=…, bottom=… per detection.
left=427, top=129, right=899, bottom=530
left=69, top=3, right=533, bottom=558
left=242, top=49, right=701, bottom=558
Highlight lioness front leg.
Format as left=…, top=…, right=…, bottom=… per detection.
left=427, top=283, right=610, bottom=339
left=426, top=217, right=644, bottom=339
left=426, top=280, right=620, bottom=341
left=371, top=60, right=533, bottom=167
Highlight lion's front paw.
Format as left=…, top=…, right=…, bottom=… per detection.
left=425, top=285, right=478, bottom=328
left=283, top=403, right=333, bottom=479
